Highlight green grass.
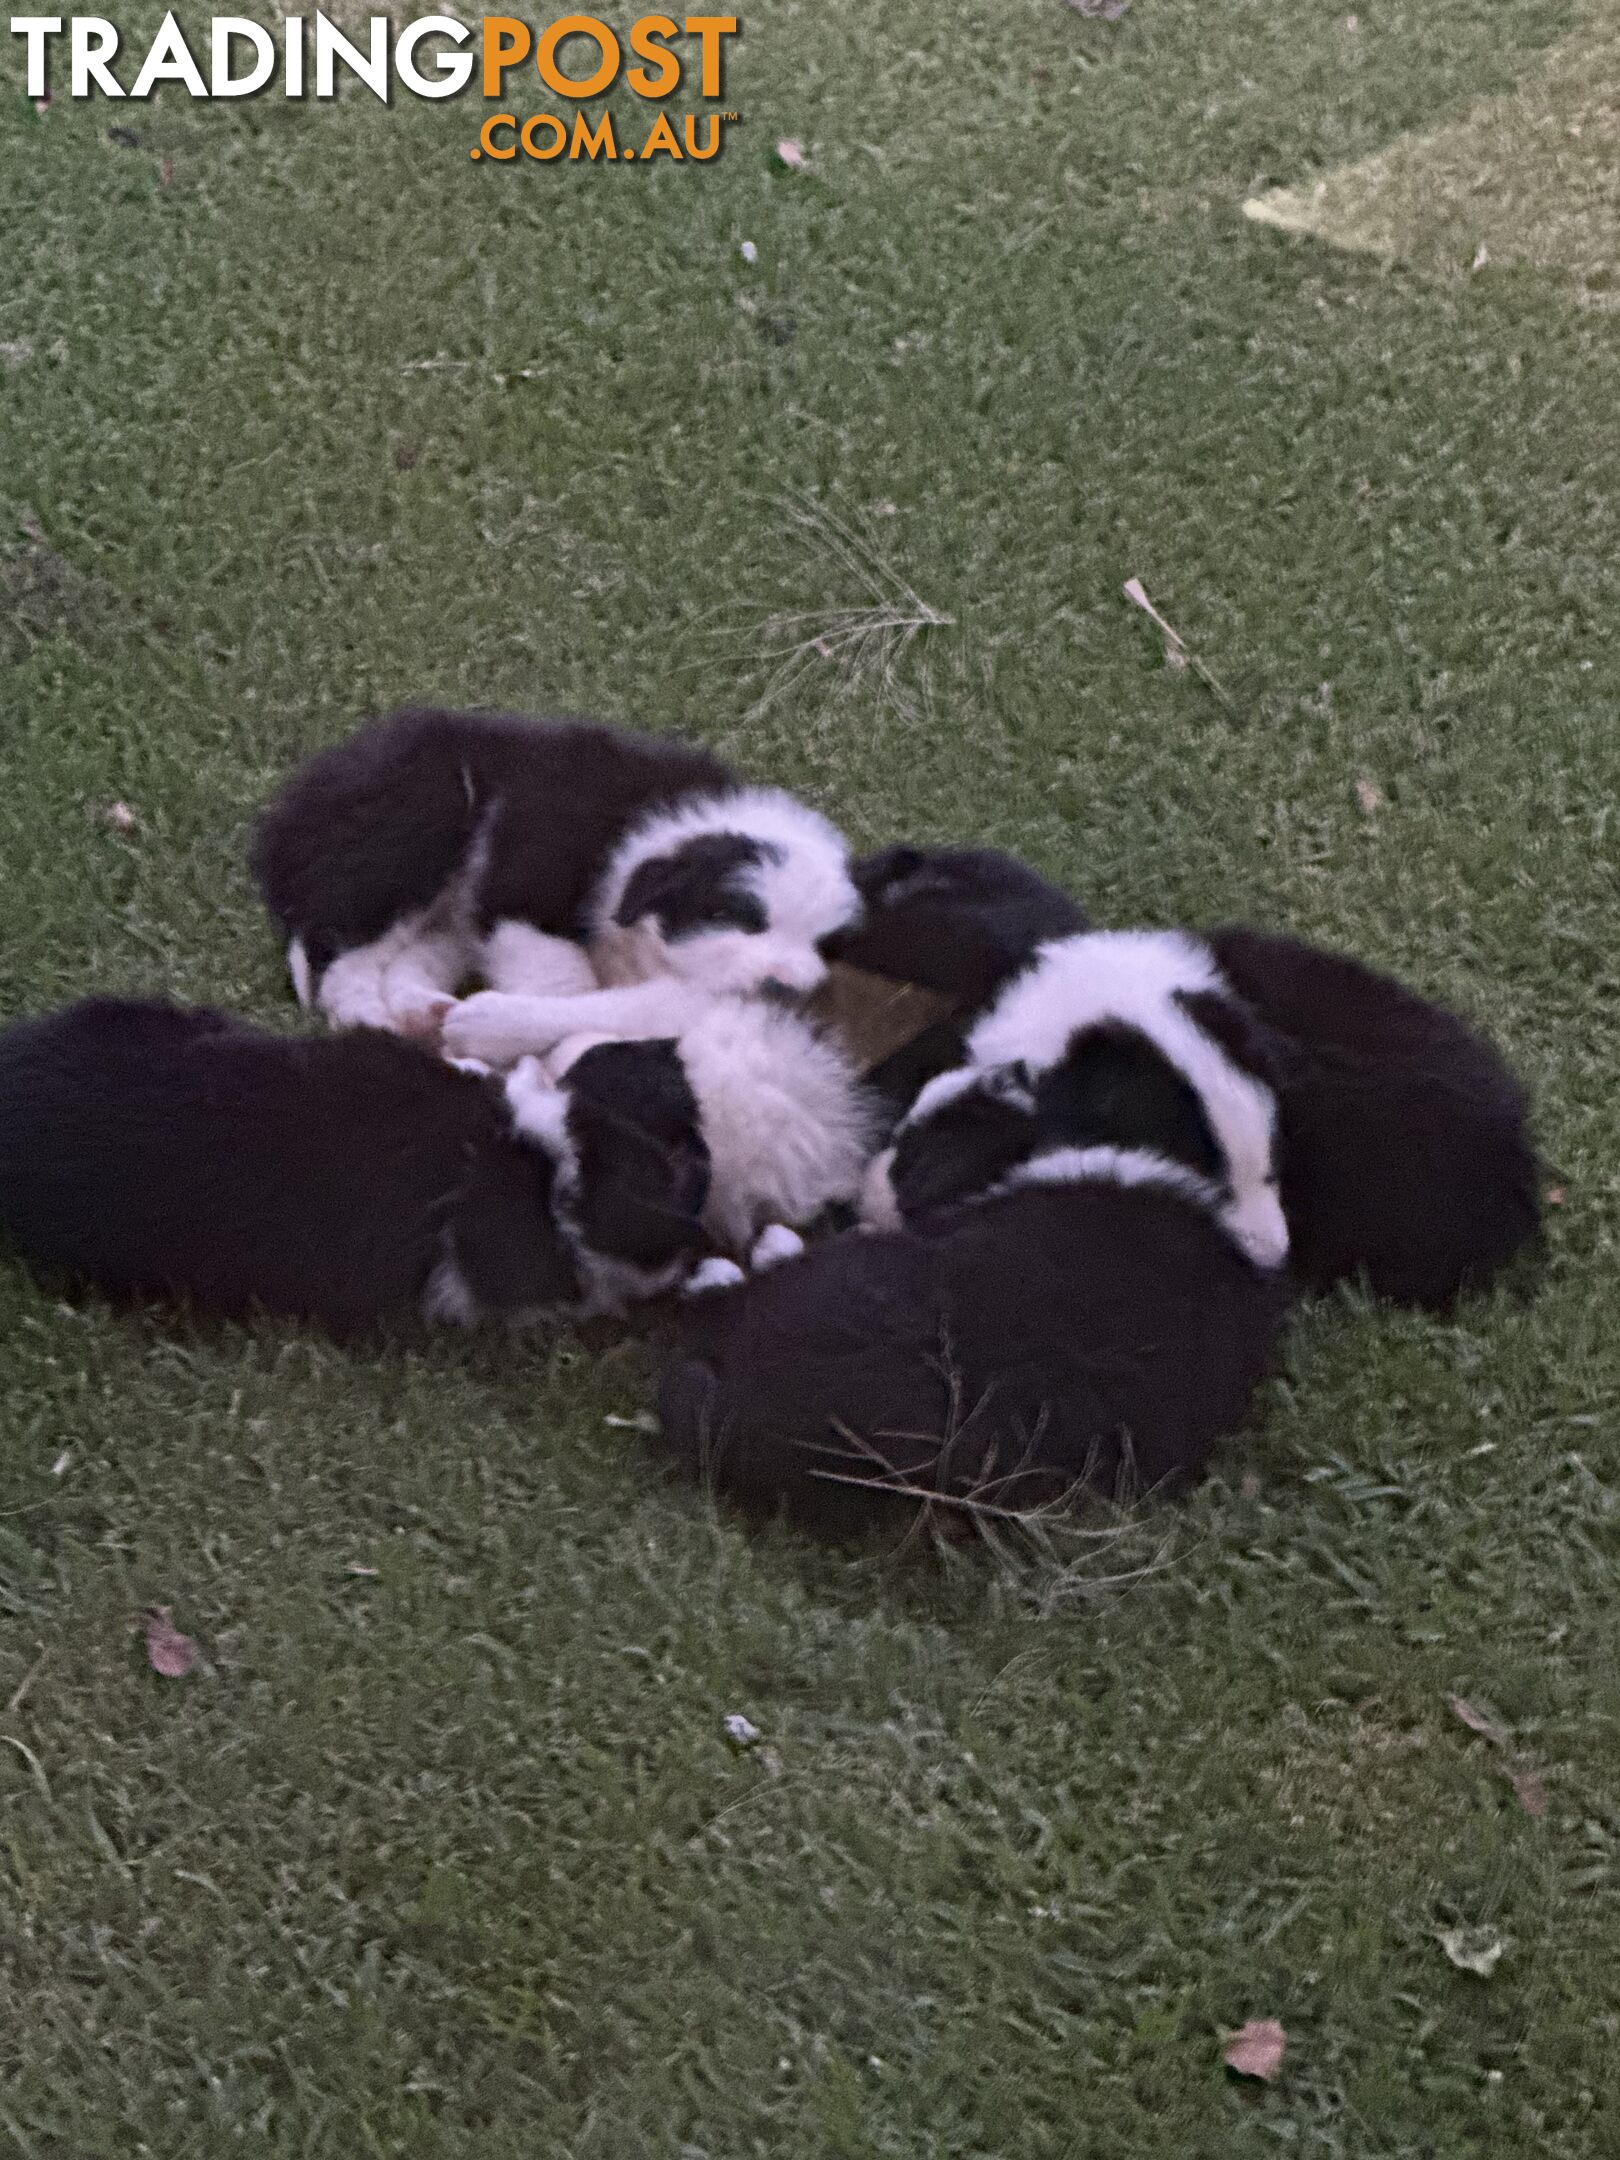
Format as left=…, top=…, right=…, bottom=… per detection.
left=4, top=2, right=1620, bottom=2151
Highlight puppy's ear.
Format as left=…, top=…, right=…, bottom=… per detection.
left=614, top=851, right=693, bottom=930
left=1175, top=989, right=1285, bottom=1089
left=614, top=835, right=770, bottom=935
left=563, top=1040, right=712, bottom=1269
left=850, top=846, right=926, bottom=906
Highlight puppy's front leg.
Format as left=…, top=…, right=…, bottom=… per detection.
left=443, top=981, right=701, bottom=1068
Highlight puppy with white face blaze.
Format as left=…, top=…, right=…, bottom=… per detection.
left=0, top=999, right=715, bottom=1337
left=588, top=787, right=860, bottom=1000
left=862, top=928, right=1290, bottom=1273
left=252, top=708, right=861, bottom=1040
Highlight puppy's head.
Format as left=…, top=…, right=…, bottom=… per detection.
left=590, top=789, right=860, bottom=1001
left=503, top=1043, right=712, bottom=1308
left=965, top=931, right=1290, bottom=1267
left=830, top=844, right=1089, bottom=1002
left=560, top=1039, right=713, bottom=1282
left=859, top=1062, right=1041, bottom=1229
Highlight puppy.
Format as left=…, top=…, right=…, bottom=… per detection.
left=659, top=1144, right=1291, bottom=1534
left=835, top=843, right=1091, bottom=1005
left=252, top=705, right=860, bottom=1036
left=863, top=929, right=1291, bottom=1272
left=823, top=844, right=1091, bottom=1121
left=1203, top=927, right=1540, bottom=1305
left=444, top=984, right=879, bottom=1256
left=0, top=1000, right=711, bottom=1336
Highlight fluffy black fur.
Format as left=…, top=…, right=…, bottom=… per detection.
left=0, top=1000, right=710, bottom=1335
left=1203, top=927, right=1540, bottom=1306
left=826, top=845, right=1090, bottom=1120
left=659, top=1173, right=1290, bottom=1536
left=252, top=705, right=735, bottom=973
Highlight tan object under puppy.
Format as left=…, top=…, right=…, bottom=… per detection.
left=808, top=963, right=959, bottom=1075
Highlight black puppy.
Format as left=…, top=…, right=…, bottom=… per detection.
left=827, top=844, right=1090, bottom=1121
left=0, top=1000, right=710, bottom=1335
left=252, top=705, right=859, bottom=1035
left=1204, top=927, right=1540, bottom=1306
left=660, top=1149, right=1290, bottom=1535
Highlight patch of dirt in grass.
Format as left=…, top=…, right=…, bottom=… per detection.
left=1243, top=13, right=1619, bottom=306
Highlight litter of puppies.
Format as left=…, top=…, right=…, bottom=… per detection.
left=0, top=707, right=1542, bottom=1541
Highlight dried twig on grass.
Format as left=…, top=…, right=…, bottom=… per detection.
left=1122, top=577, right=1238, bottom=715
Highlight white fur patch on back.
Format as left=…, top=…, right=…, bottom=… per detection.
left=422, top=1246, right=482, bottom=1326
left=502, top=1056, right=576, bottom=1161
left=993, top=1144, right=1223, bottom=1211
left=900, top=1061, right=1036, bottom=1133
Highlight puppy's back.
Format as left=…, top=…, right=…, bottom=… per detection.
left=252, top=706, right=734, bottom=957
left=661, top=1178, right=1288, bottom=1533
left=0, top=1000, right=528, bottom=1329
left=1207, top=927, right=1539, bottom=1304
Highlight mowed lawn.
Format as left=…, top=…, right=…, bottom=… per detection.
left=3, top=2, right=1619, bottom=2151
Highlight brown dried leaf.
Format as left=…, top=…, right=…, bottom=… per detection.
left=1355, top=776, right=1384, bottom=815
left=1068, top=0, right=1131, bottom=16
left=1546, top=1185, right=1567, bottom=1206
left=775, top=138, right=809, bottom=171
left=100, top=800, right=140, bottom=834
left=1224, top=2018, right=1286, bottom=2081
left=145, top=1608, right=197, bottom=1679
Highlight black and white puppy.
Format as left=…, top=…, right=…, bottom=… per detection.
left=442, top=986, right=879, bottom=1257
left=659, top=1144, right=1291, bottom=1534
left=252, top=705, right=861, bottom=1036
left=658, top=925, right=1292, bottom=1531
left=869, top=920, right=1538, bottom=1308
left=1203, top=927, right=1540, bottom=1306
left=0, top=999, right=711, bottom=1336
left=863, top=929, right=1292, bottom=1273
left=823, top=844, right=1091, bottom=1122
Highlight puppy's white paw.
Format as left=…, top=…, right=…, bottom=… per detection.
left=442, top=993, right=565, bottom=1069
left=685, top=1258, right=747, bottom=1297
left=749, top=1224, right=805, bottom=1272
left=858, top=1146, right=902, bottom=1231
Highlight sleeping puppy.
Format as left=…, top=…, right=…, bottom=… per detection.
left=659, top=1145, right=1291, bottom=1535
left=822, top=844, right=1091, bottom=1122
left=658, top=926, right=1292, bottom=1532
left=252, top=705, right=860, bottom=1037
left=1203, top=927, right=1539, bottom=1306
left=863, top=929, right=1291, bottom=1273
left=870, top=920, right=1538, bottom=1308
left=443, top=985, right=879, bottom=1256
left=0, top=999, right=711, bottom=1336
